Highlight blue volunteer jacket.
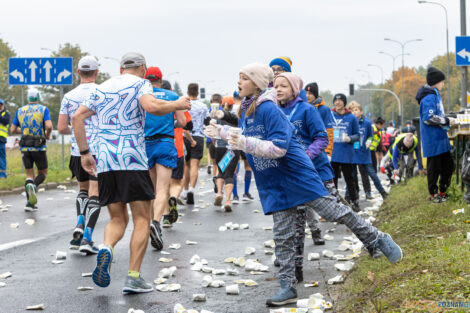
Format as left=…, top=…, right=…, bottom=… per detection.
left=330, top=109, right=359, bottom=164
left=353, top=115, right=373, bottom=164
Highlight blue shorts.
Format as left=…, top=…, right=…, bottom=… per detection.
left=145, top=140, right=178, bottom=169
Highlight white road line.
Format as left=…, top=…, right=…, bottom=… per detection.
left=0, top=237, right=44, bottom=252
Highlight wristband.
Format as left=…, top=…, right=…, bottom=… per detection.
left=80, top=149, right=90, bottom=155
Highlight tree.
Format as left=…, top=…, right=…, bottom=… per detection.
left=40, top=43, right=110, bottom=126
left=0, top=38, right=24, bottom=120
left=173, top=81, right=183, bottom=96
left=319, top=90, right=333, bottom=107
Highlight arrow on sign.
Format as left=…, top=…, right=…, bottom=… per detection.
left=9, top=69, right=24, bottom=82
left=28, top=61, right=38, bottom=82
left=57, top=69, right=71, bottom=82
left=457, top=48, right=470, bottom=61
left=43, top=61, right=52, bottom=82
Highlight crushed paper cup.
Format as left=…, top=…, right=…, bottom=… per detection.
left=77, top=286, right=93, bottom=291
left=158, top=257, right=173, bottom=263
left=234, top=257, right=246, bottom=267
left=174, top=303, right=185, bottom=313
left=186, top=240, right=198, bottom=245
left=57, top=185, right=67, bottom=190
left=225, top=222, right=233, bottom=228
left=158, top=266, right=176, bottom=278
left=324, top=234, right=334, bottom=241
left=51, top=260, right=64, bottom=264
left=467, top=232, right=470, bottom=243
left=264, top=240, right=275, bottom=248
left=201, top=259, right=208, bottom=265
left=0, top=272, right=12, bottom=279
left=201, top=275, right=213, bottom=287
left=227, top=268, right=239, bottom=275
left=297, top=298, right=309, bottom=308
left=82, top=272, right=92, bottom=277
left=245, top=247, right=256, bottom=255
left=322, top=250, right=334, bottom=258
left=193, top=293, right=207, bottom=302
left=209, top=280, right=225, bottom=288
left=327, top=274, right=344, bottom=285
left=249, top=271, right=264, bottom=275
left=26, top=304, right=44, bottom=310
left=25, top=219, right=35, bottom=225
left=0, top=282, right=5, bottom=287
left=218, top=226, right=227, bottom=232
left=154, top=277, right=167, bottom=285
left=160, top=251, right=171, bottom=255
left=169, top=243, right=181, bottom=250
left=264, top=249, right=274, bottom=255
left=304, top=281, right=320, bottom=287
left=10, top=223, right=19, bottom=228
left=213, top=269, right=226, bottom=275
left=224, top=257, right=236, bottom=263
left=262, top=226, right=273, bottom=231
left=230, top=223, right=240, bottom=230
left=240, top=224, right=249, bottom=229
left=335, top=261, right=354, bottom=272
left=201, top=266, right=213, bottom=273
left=156, top=284, right=181, bottom=292
left=307, top=253, right=320, bottom=261
left=191, top=262, right=203, bottom=271
left=226, top=284, right=240, bottom=295
left=190, top=255, right=201, bottom=264
left=453, top=208, right=465, bottom=215
left=244, top=279, right=258, bottom=286
left=55, top=251, right=67, bottom=260
left=253, top=209, right=260, bottom=213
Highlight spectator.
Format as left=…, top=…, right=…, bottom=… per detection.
left=0, top=99, right=10, bottom=178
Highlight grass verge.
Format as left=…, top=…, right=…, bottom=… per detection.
left=336, top=176, right=470, bottom=313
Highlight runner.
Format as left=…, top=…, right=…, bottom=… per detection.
left=211, top=94, right=239, bottom=212
left=143, top=67, right=187, bottom=251
left=348, top=101, right=388, bottom=200
left=329, top=93, right=361, bottom=211
left=371, top=117, right=385, bottom=172
left=72, top=52, right=190, bottom=294
left=204, top=63, right=403, bottom=306
left=208, top=95, right=221, bottom=194
left=0, top=99, right=10, bottom=178
left=10, top=88, right=52, bottom=212
left=58, top=55, right=101, bottom=254
left=182, top=83, right=210, bottom=205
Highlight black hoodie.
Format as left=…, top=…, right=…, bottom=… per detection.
left=415, top=85, right=436, bottom=105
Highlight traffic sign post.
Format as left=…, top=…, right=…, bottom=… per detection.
left=456, top=36, right=470, bottom=66
left=8, top=57, right=73, bottom=86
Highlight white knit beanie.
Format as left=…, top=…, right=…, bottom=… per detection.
left=240, top=63, right=274, bottom=91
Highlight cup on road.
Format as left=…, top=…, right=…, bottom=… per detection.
left=55, top=250, right=67, bottom=260
left=226, top=284, right=239, bottom=295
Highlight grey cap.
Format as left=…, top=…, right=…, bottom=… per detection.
left=78, top=55, right=99, bottom=71
left=120, top=52, right=146, bottom=69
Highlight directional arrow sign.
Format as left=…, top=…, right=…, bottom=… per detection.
left=456, top=36, right=470, bottom=66
left=8, top=57, right=73, bottom=85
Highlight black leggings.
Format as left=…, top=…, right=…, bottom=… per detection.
left=427, top=151, right=454, bottom=195
left=331, top=162, right=359, bottom=202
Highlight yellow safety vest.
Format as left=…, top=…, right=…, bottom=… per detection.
left=0, top=111, right=9, bottom=139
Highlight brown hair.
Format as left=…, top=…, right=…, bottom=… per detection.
left=211, top=94, right=222, bottom=104
left=237, top=92, right=261, bottom=118
left=187, top=83, right=199, bottom=97
left=78, top=69, right=97, bottom=78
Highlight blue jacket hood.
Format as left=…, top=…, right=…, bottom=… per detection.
left=416, top=86, right=436, bottom=104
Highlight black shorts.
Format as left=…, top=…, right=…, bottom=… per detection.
left=171, top=156, right=184, bottom=180
left=184, top=136, right=204, bottom=162
left=98, top=170, right=155, bottom=206
left=69, top=156, right=98, bottom=182
left=22, top=151, right=48, bottom=170
left=215, top=147, right=240, bottom=185
left=240, top=151, right=247, bottom=160
left=209, top=142, right=216, bottom=159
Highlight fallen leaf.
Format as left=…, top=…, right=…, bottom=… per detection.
left=367, top=271, right=375, bottom=282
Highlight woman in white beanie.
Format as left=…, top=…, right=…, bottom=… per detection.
left=204, top=63, right=403, bottom=307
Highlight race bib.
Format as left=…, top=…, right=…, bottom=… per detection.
left=218, top=150, right=235, bottom=173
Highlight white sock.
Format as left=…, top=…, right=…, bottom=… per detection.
left=181, top=189, right=188, bottom=196
left=189, top=186, right=195, bottom=193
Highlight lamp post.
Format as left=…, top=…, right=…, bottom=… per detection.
left=356, top=69, right=371, bottom=83
left=418, top=0, right=451, bottom=112
left=384, top=38, right=422, bottom=125
left=368, top=64, right=384, bottom=117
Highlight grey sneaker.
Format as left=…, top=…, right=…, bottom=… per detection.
left=122, top=275, right=153, bottom=294
left=369, top=232, right=403, bottom=263
left=266, top=280, right=297, bottom=307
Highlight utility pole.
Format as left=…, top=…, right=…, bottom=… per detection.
left=461, top=0, right=468, bottom=108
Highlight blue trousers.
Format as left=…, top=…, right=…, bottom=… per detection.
left=0, top=143, right=6, bottom=178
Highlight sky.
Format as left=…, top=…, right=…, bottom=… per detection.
left=1, top=0, right=466, bottom=97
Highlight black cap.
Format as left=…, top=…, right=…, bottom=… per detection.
left=426, top=67, right=445, bottom=86
left=162, top=80, right=172, bottom=90
left=374, top=117, right=385, bottom=124
left=305, top=82, right=319, bottom=98
left=333, top=93, right=347, bottom=105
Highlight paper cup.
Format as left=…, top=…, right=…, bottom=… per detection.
left=226, top=284, right=239, bottom=295
left=211, top=103, right=219, bottom=112
left=229, top=127, right=242, bottom=136
left=297, top=298, right=309, bottom=308
left=55, top=251, right=67, bottom=260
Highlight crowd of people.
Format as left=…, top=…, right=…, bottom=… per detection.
left=5, top=52, right=457, bottom=307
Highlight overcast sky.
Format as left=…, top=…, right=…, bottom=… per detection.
left=1, top=0, right=466, bottom=97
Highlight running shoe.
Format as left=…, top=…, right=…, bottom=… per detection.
left=311, top=230, right=325, bottom=246
left=25, top=183, right=37, bottom=205
left=368, top=232, right=403, bottom=263
left=266, top=280, right=297, bottom=307
left=214, top=195, right=223, bottom=207
left=232, top=195, right=239, bottom=204
left=438, top=192, right=449, bottom=202
left=429, top=194, right=441, bottom=203
left=273, top=258, right=280, bottom=267
left=92, top=245, right=113, bottom=288
left=224, top=201, right=232, bottom=212
left=176, top=197, right=186, bottom=205
left=24, top=202, right=38, bottom=212
left=186, top=191, right=194, bottom=205
left=168, top=197, right=178, bottom=224
left=73, top=225, right=84, bottom=240
left=162, top=215, right=172, bottom=228
left=207, top=165, right=212, bottom=175
left=69, top=237, right=82, bottom=250
left=79, top=238, right=99, bottom=255
left=149, top=220, right=163, bottom=250
left=365, top=192, right=373, bottom=200
left=242, top=193, right=254, bottom=201
left=122, top=274, right=153, bottom=295
left=295, top=266, right=303, bottom=283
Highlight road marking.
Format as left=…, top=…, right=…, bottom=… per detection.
left=0, top=237, right=44, bottom=252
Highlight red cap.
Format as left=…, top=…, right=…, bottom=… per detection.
left=145, top=67, right=163, bottom=81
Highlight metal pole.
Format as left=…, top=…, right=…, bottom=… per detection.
left=461, top=0, right=468, bottom=108
left=60, top=87, right=64, bottom=170
left=444, top=6, right=451, bottom=112
left=21, top=86, right=24, bottom=172
left=360, top=88, right=402, bottom=125
left=401, top=44, right=405, bottom=127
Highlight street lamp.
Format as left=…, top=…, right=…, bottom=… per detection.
left=418, top=0, right=451, bottom=112
left=384, top=38, right=422, bottom=125
left=356, top=69, right=371, bottom=83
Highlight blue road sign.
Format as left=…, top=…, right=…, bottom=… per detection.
left=456, top=36, right=470, bottom=66
left=8, top=57, right=73, bottom=85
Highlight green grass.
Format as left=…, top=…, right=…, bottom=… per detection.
left=337, top=176, right=470, bottom=312
left=0, top=144, right=72, bottom=190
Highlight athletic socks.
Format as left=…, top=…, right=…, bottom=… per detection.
left=33, top=173, right=46, bottom=187
left=244, top=170, right=252, bottom=194
left=83, top=196, right=100, bottom=242
left=76, top=190, right=89, bottom=228
left=128, top=270, right=140, bottom=279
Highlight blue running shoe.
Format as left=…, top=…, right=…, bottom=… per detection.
left=266, top=280, right=297, bottom=307
left=369, top=232, right=403, bottom=263
left=92, top=245, right=113, bottom=287
left=79, top=238, right=99, bottom=255
left=69, top=237, right=82, bottom=250
left=122, top=275, right=153, bottom=295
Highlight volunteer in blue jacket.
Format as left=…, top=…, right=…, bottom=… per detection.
left=349, top=101, right=388, bottom=200
left=204, top=63, right=403, bottom=307
left=416, top=67, right=456, bottom=203
left=330, top=93, right=361, bottom=211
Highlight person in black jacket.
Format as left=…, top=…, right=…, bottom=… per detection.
left=0, top=99, right=10, bottom=178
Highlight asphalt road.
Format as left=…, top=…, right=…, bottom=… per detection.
left=0, top=168, right=386, bottom=313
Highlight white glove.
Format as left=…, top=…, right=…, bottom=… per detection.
left=393, top=169, right=399, bottom=176
left=228, top=133, right=246, bottom=151
left=215, top=110, right=225, bottom=120
left=449, top=117, right=458, bottom=127
left=342, top=134, right=351, bottom=143
left=365, top=139, right=372, bottom=148
left=203, top=122, right=222, bottom=139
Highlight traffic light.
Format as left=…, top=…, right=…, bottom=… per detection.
left=349, top=84, right=354, bottom=96
left=200, top=88, right=205, bottom=99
